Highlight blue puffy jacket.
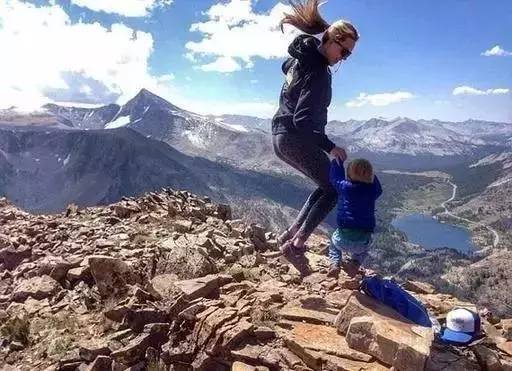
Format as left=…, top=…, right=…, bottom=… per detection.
left=329, top=160, right=383, bottom=231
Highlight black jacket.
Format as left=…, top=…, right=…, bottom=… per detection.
left=271, top=34, right=335, bottom=153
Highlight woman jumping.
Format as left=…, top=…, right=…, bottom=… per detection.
left=272, top=0, right=359, bottom=256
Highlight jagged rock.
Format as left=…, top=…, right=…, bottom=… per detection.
left=346, top=316, right=432, bottom=371
left=108, top=329, right=133, bottom=342
left=37, top=256, right=75, bottom=281
left=171, top=219, right=193, bottom=233
left=418, top=293, right=476, bottom=315
left=194, top=307, right=238, bottom=349
left=279, top=305, right=336, bottom=325
left=245, top=224, right=269, bottom=252
left=111, top=323, right=169, bottom=366
left=149, top=274, right=179, bottom=300
left=66, top=266, right=92, bottom=285
left=156, top=237, right=217, bottom=279
left=0, top=246, right=32, bottom=270
left=425, top=344, right=481, bottom=371
left=502, top=358, right=512, bottom=371
left=88, top=256, right=136, bottom=297
left=498, top=342, right=512, bottom=357
left=473, top=344, right=503, bottom=371
left=9, top=341, right=24, bottom=351
left=84, top=355, right=113, bottom=371
left=325, top=290, right=354, bottom=309
left=221, top=316, right=254, bottom=350
left=253, top=327, right=275, bottom=341
left=230, top=344, right=273, bottom=366
left=215, top=204, right=232, bottom=221
left=239, top=253, right=265, bottom=268
left=403, top=280, right=435, bottom=294
left=124, top=309, right=169, bottom=332
left=12, top=275, right=60, bottom=302
left=174, top=275, right=219, bottom=301
left=78, top=339, right=111, bottom=362
left=112, top=204, right=140, bottom=219
left=502, top=319, right=512, bottom=341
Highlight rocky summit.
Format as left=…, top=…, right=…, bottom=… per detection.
left=0, top=190, right=512, bottom=371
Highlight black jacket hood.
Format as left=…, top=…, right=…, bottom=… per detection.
left=288, top=34, right=329, bottom=66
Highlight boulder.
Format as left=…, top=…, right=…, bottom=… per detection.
left=473, top=344, right=503, bottom=371
left=156, top=237, right=217, bottom=279
left=12, top=275, right=60, bottom=302
left=0, top=246, right=31, bottom=270
left=346, top=316, right=432, bottom=371
left=174, top=275, right=219, bottom=301
left=502, top=319, right=512, bottom=341
left=335, top=292, right=412, bottom=335
left=88, top=256, right=136, bottom=297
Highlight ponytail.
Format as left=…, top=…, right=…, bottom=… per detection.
left=280, top=0, right=330, bottom=35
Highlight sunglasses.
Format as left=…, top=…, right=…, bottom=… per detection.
left=334, top=40, right=352, bottom=60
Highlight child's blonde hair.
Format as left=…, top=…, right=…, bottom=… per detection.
left=347, top=159, right=374, bottom=183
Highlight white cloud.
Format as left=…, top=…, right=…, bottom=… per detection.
left=70, top=0, right=173, bottom=17
left=481, top=45, right=512, bottom=57
left=0, top=0, right=174, bottom=110
left=157, top=74, right=175, bottom=82
left=250, top=79, right=259, bottom=84
left=346, top=91, right=415, bottom=108
left=198, top=56, right=242, bottom=73
left=185, top=0, right=300, bottom=72
left=452, top=86, right=510, bottom=96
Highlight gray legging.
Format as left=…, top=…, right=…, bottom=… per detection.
left=272, top=133, right=337, bottom=241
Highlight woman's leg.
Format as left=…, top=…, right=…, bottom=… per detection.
left=273, top=133, right=337, bottom=247
left=273, top=135, right=323, bottom=241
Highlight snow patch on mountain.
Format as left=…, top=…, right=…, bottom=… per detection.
left=214, top=118, right=248, bottom=133
left=105, top=115, right=131, bottom=129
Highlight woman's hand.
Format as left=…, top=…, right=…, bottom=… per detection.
left=330, top=146, right=347, bottom=165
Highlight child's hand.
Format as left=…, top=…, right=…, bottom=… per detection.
left=330, top=146, right=347, bottom=165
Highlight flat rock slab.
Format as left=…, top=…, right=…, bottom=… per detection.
left=174, top=274, right=219, bottom=301
left=280, top=322, right=372, bottom=363
left=279, top=306, right=336, bottom=325
left=12, top=275, right=60, bottom=302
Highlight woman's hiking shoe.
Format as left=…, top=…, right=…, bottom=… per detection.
left=327, top=264, right=340, bottom=278
left=280, top=240, right=306, bottom=258
left=278, top=228, right=294, bottom=245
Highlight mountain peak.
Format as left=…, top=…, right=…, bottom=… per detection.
left=128, top=88, right=181, bottom=112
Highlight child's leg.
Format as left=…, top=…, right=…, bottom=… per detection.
left=345, top=241, right=370, bottom=266
left=328, top=242, right=342, bottom=266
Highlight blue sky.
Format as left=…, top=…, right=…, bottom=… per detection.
left=1, top=0, right=511, bottom=122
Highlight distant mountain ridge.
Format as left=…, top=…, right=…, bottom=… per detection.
left=1, top=88, right=511, bottom=172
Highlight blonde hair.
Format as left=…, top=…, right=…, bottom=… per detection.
left=280, top=0, right=359, bottom=42
left=347, top=159, right=374, bottom=183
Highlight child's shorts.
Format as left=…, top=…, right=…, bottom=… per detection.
left=329, top=228, right=372, bottom=265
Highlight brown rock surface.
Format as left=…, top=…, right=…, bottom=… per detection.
left=0, top=189, right=509, bottom=371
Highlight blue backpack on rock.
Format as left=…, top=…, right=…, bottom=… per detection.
left=360, top=275, right=432, bottom=328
